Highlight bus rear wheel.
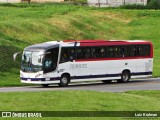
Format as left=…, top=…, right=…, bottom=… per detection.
left=118, top=71, right=130, bottom=83
left=58, top=74, right=70, bottom=87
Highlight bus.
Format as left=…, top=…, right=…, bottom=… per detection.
left=17, top=40, right=153, bottom=87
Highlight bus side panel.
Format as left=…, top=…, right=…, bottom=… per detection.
left=57, top=62, right=73, bottom=77
left=107, top=58, right=153, bottom=78
left=69, top=58, right=153, bottom=82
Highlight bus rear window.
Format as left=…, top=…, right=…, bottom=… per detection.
left=125, top=45, right=150, bottom=57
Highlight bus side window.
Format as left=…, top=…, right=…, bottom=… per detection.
left=122, top=47, right=125, bottom=57
left=68, top=48, right=75, bottom=61
left=136, top=46, right=141, bottom=56
left=125, top=46, right=136, bottom=57
left=107, top=46, right=124, bottom=58
left=60, top=47, right=75, bottom=63
left=108, top=46, right=118, bottom=58
left=143, top=45, right=150, bottom=56
left=60, top=48, right=68, bottom=63
left=75, top=47, right=91, bottom=59
left=84, top=47, right=91, bottom=59
left=92, top=47, right=106, bottom=58
left=136, top=45, right=150, bottom=57
left=92, top=47, right=98, bottom=58
left=100, top=47, right=106, bottom=58
left=118, top=47, right=125, bottom=57
left=108, top=47, right=114, bottom=58
left=76, top=48, right=84, bottom=59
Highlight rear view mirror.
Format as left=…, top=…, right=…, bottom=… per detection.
left=13, top=52, right=22, bottom=61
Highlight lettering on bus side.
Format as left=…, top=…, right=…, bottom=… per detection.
left=70, top=64, right=87, bottom=69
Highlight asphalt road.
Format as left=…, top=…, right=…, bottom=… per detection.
left=0, top=78, right=160, bottom=93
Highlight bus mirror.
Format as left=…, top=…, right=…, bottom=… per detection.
left=13, top=52, right=22, bottom=61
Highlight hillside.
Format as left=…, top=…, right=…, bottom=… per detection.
left=0, top=3, right=160, bottom=86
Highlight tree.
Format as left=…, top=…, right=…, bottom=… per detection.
left=28, top=0, right=31, bottom=4
left=147, top=0, right=151, bottom=4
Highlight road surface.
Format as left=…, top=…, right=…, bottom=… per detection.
left=0, top=78, right=160, bottom=92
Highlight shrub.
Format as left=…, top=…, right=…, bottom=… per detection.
left=120, top=0, right=160, bottom=9
left=120, top=4, right=147, bottom=9
left=147, top=0, right=160, bottom=9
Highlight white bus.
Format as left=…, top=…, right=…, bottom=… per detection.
left=18, top=40, right=153, bottom=87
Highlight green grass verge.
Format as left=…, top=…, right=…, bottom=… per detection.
left=0, top=90, right=159, bottom=119
left=1, top=90, right=160, bottom=111
left=0, top=3, right=160, bottom=86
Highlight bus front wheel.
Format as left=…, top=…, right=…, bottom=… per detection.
left=118, top=71, right=130, bottom=83
left=58, top=74, right=70, bottom=87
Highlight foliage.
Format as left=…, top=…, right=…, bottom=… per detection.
left=147, top=0, right=160, bottom=9
left=121, top=0, right=160, bottom=9
left=120, top=4, right=147, bottom=9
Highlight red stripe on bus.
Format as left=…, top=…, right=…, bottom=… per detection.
left=80, top=42, right=152, bottom=47
left=75, top=57, right=153, bottom=62
left=64, top=40, right=152, bottom=47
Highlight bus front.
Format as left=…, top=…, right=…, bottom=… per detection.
left=20, top=42, right=60, bottom=86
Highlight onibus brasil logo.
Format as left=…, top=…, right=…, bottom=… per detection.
left=1, top=112, right=42, bottom=118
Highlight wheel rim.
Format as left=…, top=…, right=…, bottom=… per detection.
left=61, top=77, right=67, bottom=84
left=123, top=73, right=128, bottom=81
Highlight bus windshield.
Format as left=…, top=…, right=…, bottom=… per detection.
left=21, top=51, right=44, bottom=72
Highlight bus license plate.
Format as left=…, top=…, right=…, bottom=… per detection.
left=27, top=79, right=31, bottom=81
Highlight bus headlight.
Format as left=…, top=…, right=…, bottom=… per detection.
left=20, top=73, right=24, bottom=77
left=35, top=74, right=42, bottom=78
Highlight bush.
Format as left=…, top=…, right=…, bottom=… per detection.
left=147, top=0, right=160, bottom=9
left=120, top=4, right=147, bottom=9
left=120, top=0, right=160, bottom=9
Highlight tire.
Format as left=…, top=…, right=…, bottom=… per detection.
left=41, top=84, right=49, bottom=87
left=102, top=80, right=112, bottom=83
left=118, top=71, right=130, bottom=83
left=58, top=74, right=70, bottom=87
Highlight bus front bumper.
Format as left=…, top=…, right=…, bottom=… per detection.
left=21, top=77, right=60, bottom=84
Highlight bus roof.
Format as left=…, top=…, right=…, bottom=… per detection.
left=24, top=41, right=59, bottom=51
left=24, top=40, right=152, bottom=51
left=63, top=40, right=152, bottom=46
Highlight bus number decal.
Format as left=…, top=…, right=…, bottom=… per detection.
left=70, top=64, right=87, bottom=69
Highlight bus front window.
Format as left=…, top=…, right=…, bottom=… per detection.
left=21, top=51, right=43, bottom=72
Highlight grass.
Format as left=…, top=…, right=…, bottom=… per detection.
left=0, top=3, right=160, bottom=86
left=0, top=90, right=160, bottom=119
